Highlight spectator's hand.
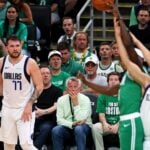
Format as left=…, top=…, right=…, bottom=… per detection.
left=102, top=122, right=112, bottom=133
left=76, top=119, right=86, bottom=125
left=21, top=102, right=32, bottom=122
left=110, top=123, right=119, bottom=134
left=35, top=107, right=45, bottom=118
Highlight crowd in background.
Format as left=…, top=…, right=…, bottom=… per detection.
left=0, top=0, right=150, bottom=150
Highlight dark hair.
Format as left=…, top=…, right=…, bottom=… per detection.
left=62, top=16, right=75, bottom=24
left=107, top=72, right=121, bottom=83
left=99, top=41, right=111, bottom=49
left=58, top=41, right=70, bottom=51
left=137, top=5, right=150, bottom=16
left=3, top=5, right=20, bottom=38
left=6, top=35, right=21, bottom=45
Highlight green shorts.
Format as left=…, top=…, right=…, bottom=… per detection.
left=119, top=116, right=144, bottom=150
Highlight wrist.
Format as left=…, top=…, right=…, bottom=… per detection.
left=43, top=110, right=49, bottom=115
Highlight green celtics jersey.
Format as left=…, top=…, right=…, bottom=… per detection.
left=118, top=72, right=142, bottom=115
left=51, top=71, right=70, bottom=91
left=96, top=94, right=119, bottom=124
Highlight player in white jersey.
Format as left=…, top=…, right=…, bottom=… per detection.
left=113, top=12, right=150, bottom=150
left=0, top=35, right=43, bottom=150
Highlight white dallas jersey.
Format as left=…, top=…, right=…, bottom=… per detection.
left=1, top=55, right=34, bottom=108
left=97, top=61, right=123, bottom=86
left=140, top=85, right=150, bottom=137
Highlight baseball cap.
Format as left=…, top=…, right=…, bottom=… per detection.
left=48, top=50, right=62, bottom=60
left=84, top=55, right=99, bottom=65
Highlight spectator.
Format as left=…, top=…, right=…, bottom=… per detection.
left=129, top=6, right=150, bottom=50
left=71, top=31, right=97, bottom=66
left=129, top=0, right=150, bottom=26
left=58, top=41, right=84, bottom=76
left=82, top=55, right=106, bottom=95
left=111, top=41, right=120, bottom=61
left=97, top=42, right=123, bottom=86
left=0, top=5, right=28, bottom=56
left=10, top=0, right=41, bottom=40
left=0, top=0, right=10, bottom=20
left=92, top=72, right=120, bottom=150
left=52, top=76, right=92, bottom=150
left=48, top=50, right=70, bottom=91
left=57, top=17, right=76, bottom=49
left=33, top=65, right=63, bottom=149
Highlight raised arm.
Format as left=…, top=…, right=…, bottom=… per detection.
left=77, top=72, right=119, bottom=95
left=113, top=12, right=150, bottom=88
left=130, top=32, right=150, bottom=66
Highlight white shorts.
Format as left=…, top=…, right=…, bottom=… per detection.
left=143, top=138, right=150, bottom=150
left=1, top=106, right=35, bottom=144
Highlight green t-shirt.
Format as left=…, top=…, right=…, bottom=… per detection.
left=118, top=72, right=142, bottom=115
left=61, top=59, right=84, bottom=76
left=51, top=71, right=70, bottom=91
left=0, top=21, right=28, bottom=49
left=96, top=94, right=119, bottom=125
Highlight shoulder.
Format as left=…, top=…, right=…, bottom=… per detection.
left=19, top=22, right=27, bottom=29
left=26, top=57, right=39, bottom=72
left=51, top=84, right=63, bottom=93
left=61, top=71, right=70, bottom=77
left=79, top=93, right=90, bottom=102
left=57, top=94, right=69, bottom=104
left=0, top=21, right=4, bottom=26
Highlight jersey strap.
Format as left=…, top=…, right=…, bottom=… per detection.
left=24, top=57, right=30, bottom=83
left=0, top=56, right=7, bottom=74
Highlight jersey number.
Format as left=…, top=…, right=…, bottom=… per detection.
left=12, top=80, right=22, bottom=90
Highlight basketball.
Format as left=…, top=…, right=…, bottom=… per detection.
left=92, top=0, right=114, bottom=11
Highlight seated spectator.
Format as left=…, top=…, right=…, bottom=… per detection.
left=129, top=0, right=150, bottom=26
left=57, top=17, right=76, bottom=49
left=33, top=65, right=63, bottom=149
left=0, top=5, right=28, bottom=56
left=92, top=72, right=120, bottom=150
left=129, top=6, right=150, bottom=50
left=48, top=50, right=70, bottom=91
left=10, top=0, right=41, bottom=40
left=0, top=0, right=10, bottom=20
left=82, top=55, right=106, bottom=95
left=58, top=41, right=84, bottom=76
left=97, top=42, right=123, bottom=86
left=52, top=76, right=92, bottom=150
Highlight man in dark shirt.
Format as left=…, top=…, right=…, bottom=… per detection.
left=130, top=6, right=150, bottom=50
left=33, top=65, right=63, bottom=149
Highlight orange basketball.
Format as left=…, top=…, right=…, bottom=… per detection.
left=92, top=0, right=114, bottom=11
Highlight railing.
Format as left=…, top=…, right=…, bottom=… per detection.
left=76, top=0, right=119, bottom=50
left=76, top=0, right=94, bottom=50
